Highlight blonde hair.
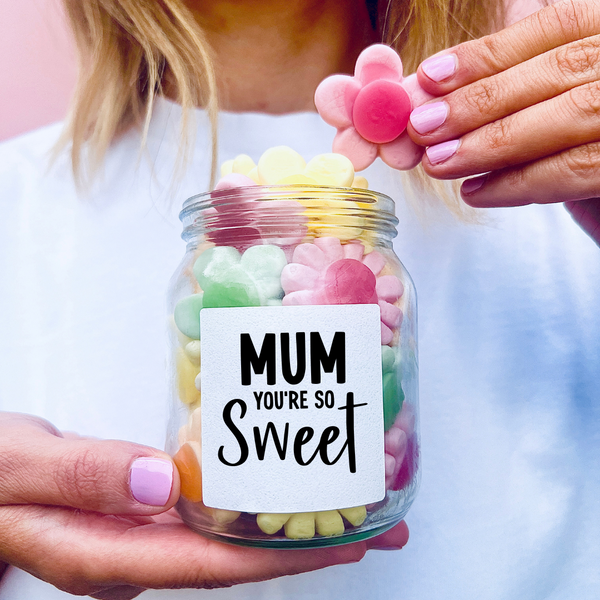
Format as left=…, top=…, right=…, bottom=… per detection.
left=61, top=0, right=502, bottom=203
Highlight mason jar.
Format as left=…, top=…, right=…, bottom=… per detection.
left=166, top=184, right=419, bottom=548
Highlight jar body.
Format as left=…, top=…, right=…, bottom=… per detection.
left=167, top=186, right=419, bottom=548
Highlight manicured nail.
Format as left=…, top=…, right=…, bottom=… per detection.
left=426, top=139, right=460, bottom=164
left=130, top=458, right=173, bottom=506
left=421, top=54, right=457, bottom=82
left=410, top=102, right=449, bottom=134
left=461, top=175, right=487, bottom=195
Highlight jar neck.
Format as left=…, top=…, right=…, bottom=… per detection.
left=180, top=185, right=398, bottom=251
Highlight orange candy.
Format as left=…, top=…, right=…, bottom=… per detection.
left=173, top=442, right=203, bottom=502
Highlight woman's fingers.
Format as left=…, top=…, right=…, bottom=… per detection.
left=0, top=503, right=409, bottom=597
left=418, top=79, right=600, bottom=178
left=459, top=142, right=600, bottom=206
left=565, top=198, right=600, bottom=243
left=0, top=413, right=180, bottom=515
left=416, top=0, right=600, bottom=93
left=410, top=35, right=600, bottom=142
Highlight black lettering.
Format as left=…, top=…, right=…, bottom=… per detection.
left=314, top=390, right=324, bottom=409
left=319, top=426, right=342, bottom=465
left=274, top=391, right=284, bottom=409
left=218, top=399, right=249, bottom=466
left=253, top=391, right=263, bottom=410
left=253, top=422, right=289, bottom=460
left=289, top=390, right=299, bottom=409
left=240, top=333, right=276, bottom=385
left=281, top=333, right=306, bottom=384
left=337, top=392, right=367, bottom=473
left=310, top=332, right=346, bottom=384
left=300, top=390, right=308, bottom=409
left=264, top=391, right=273, bottom=409
left=293, top=427, right=319, bottom=465
left=325, top=390, right=335, bottom=408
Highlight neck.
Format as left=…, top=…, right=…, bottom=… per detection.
left=184, top=0, right=377, bottom=113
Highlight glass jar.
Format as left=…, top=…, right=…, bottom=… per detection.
left=166, top=185, right=419, bottom=548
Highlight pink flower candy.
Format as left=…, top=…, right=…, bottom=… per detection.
left=281, top=237, right=404, bottom=344
left=314, top=44, right=433, bottom=171
left=208, top=174, right=307, bottom=252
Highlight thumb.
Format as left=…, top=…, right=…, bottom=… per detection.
left=0, top=413, right=180, bottom=515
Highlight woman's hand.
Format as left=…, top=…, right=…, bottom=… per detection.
left=0, top=413, right=409, bottom=600
left=407, top=0, right=600, bottom=243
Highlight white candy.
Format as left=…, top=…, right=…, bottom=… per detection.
left=184, top=340, right=201, bottom=366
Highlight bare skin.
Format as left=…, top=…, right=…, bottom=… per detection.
left=0, top=414, right=409, bottom=599
left=183, top=0, right=377, bottom=112
left=0, top=4, right=407, bottom=597
left=408, top=0, right=600, bottom=243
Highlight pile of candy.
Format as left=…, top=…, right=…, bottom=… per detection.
left=171, top=145, right=416, bottom=539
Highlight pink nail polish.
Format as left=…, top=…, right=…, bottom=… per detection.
left=410, top=102, right=449, bottom=134
left=426, top=140, right=460, bottom=165
left=421, top=54, right=457, bottom=83
left=130, top=458, right=173, bottom=506
left=461, top=175, right=487, bottom=195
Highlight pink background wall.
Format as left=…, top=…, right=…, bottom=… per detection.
left=0, top=0, right=76, bottom=141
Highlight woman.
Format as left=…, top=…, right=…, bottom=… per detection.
left=0, top=0, right=598, bottom=598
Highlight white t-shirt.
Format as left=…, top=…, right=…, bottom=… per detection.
left=0, top=98, right=599, bottom=600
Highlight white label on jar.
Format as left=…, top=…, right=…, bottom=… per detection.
left=200, top=304, right=385, bottom=513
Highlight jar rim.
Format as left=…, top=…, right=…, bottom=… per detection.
left=180, top=184, right=399, bottom=244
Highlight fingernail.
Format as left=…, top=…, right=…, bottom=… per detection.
left=410, top=102, right=449, bottom=134
left=426, top=139, right=460, bottom=164
left=371, top=545, right=404, bottom=551
left=461, top=175, right=487, bottom=195
left=421, top=54, right=457, bottom=82
left=130, top=458, right=173, bottom=506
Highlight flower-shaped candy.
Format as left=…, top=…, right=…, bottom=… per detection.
left=206, top=172, right=307, bottom=252
left=280, top=237, right=404, bottom=345
left=314, top=44, right=432, bottom=171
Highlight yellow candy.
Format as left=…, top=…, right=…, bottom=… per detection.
left=247, top=166, right=261, bottom=184
left=220, top=159, right=234, bottom=177
left=258, top=146, right=306, bottom=184
left=276, top=174, right=319, bottom=185
left=315, top=510, right=345, bottom=536
left=176, top=348, right=201, bottom=406
left=315, top=225, right=363, bottom=241
left=209, top=507, right=242, bottom=525
left=256, top=505, right=366, bottom=539
left=284, top=512, right=316, bottom=539
left=178, top=407, right=202, bottom=446
left=256, top=513, right=292, bottom=535
left=304, top=153, right=355, bottom=188
left=352, top=176, right=369, bottom=189
left=339, top=506, right=367, bottom=526
left=232, top=154, right=256, bottom=175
